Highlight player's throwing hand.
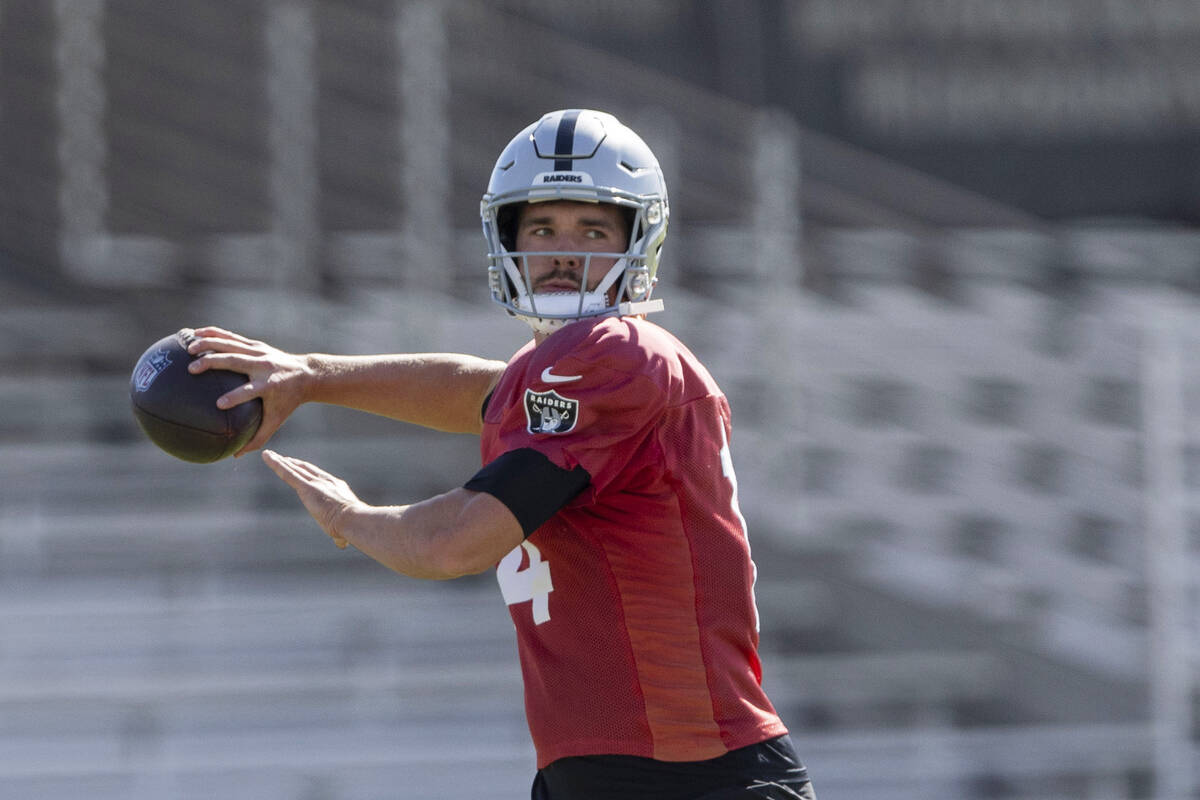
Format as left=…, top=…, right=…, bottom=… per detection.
left=187, top=326, right=314, bottom=457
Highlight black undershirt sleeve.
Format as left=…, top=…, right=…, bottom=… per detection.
left=463, top=447, right=591, bottom=537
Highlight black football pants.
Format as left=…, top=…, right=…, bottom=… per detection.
left=530, top=735, right=815, bottom=800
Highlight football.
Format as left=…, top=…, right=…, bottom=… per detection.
left=130, top=328, right=262, bottom=463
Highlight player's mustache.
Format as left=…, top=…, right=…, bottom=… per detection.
left=533, top=269, right=583, bottom=290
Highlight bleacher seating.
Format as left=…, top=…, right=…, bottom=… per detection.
left=0, top=277, right=1176, bottom=800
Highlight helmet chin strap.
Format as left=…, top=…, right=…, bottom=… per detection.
left=520, top=291, right=609, bottom=319
left=518, top=297, right=664, bottom=336
left=505, top=255, right=648, bottom=333
left=519, top=297, right=611, bottom=335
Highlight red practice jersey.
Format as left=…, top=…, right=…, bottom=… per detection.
left=479, top=316, right=787, bottom=769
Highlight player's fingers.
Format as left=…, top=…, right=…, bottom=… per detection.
left=209, top=379, right=262, bottom=411
left=190, top=326, right=261, bottom=346
left=290, top=457, right=338, bottom=483
left=262, top=449, right=304, bottom=486
left=262, top=451, right=327, bottom=495
left=186, top=350, right=260, bottom=377
left=261, top=451, right=350, bottom=549
left=187, top=336, right=262, bottom=359
left=262, top=449, right=308, bottom=475
left=264, top=451, right=328, bottom=485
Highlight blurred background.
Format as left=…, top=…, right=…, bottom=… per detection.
left=2, top=1, right=1198, bottom=798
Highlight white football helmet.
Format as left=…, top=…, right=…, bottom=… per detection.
left=481, top=109, right=669, bottom=335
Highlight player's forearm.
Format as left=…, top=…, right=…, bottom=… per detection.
left=334, top=488, right=523, bottom=580
left=303, top=352, right=506, bottom=434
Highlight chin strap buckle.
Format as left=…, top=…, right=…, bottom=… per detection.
left=617, top=299, right=665, bottom=316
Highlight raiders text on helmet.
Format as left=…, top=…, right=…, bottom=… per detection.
left=481, top=109, right=670, bottom=335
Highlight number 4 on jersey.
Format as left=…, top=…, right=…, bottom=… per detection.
left=497, top=540, right=553, bottom=625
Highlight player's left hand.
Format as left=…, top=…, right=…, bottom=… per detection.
left=262, top=450, right=358, bottom=549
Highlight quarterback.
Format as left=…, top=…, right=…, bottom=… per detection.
left=188, top=109, right=814, bottom=799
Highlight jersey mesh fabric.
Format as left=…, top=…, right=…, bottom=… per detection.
left=480, top=316, right=787, bottom=769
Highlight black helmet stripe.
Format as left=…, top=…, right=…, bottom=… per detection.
left=553, top=109, right=580, bottom=171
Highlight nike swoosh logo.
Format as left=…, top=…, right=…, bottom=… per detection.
left=541, top=367, right=582, bottom=384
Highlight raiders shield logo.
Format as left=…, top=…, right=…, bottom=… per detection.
left=524, top=388, right=579, bottom=435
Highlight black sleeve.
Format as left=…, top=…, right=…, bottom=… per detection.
left=463, top=447, right=591, bottom=537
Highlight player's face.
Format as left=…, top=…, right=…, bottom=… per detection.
left=514, top=201, right=629, bottom=294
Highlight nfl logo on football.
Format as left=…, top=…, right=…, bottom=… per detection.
left=133, top=348, right=173, bottom=393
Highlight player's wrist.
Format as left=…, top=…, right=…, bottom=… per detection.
left=325, top=497, right=360, bottom=549
left=298, top=352, right=331, bottom=405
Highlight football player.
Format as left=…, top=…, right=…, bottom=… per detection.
left=188, top=109, right=814, bottom=799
